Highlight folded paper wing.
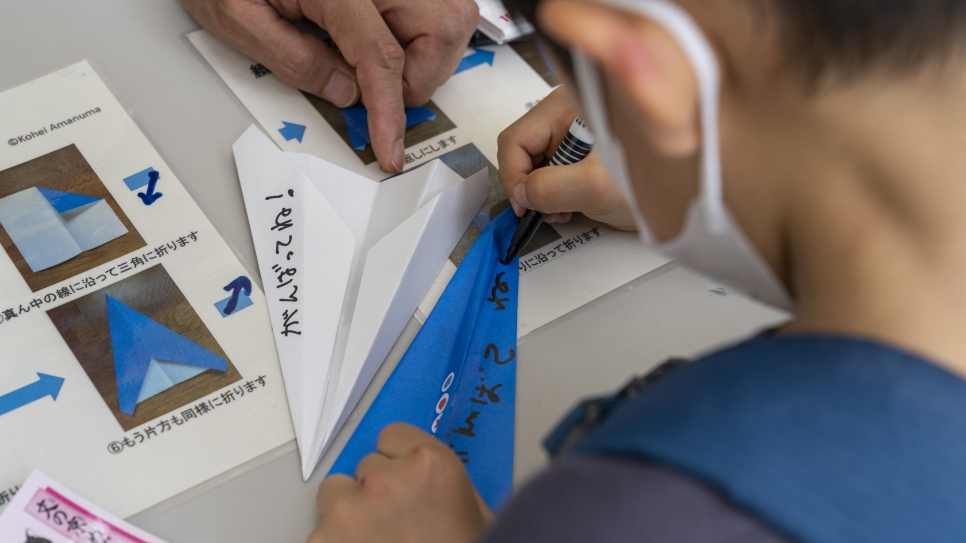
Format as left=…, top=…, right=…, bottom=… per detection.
left=106, top=295, right=228, bottom=416
left=308, top=166, right=492, bottom=473
left=233, top=126, right=489, bottom=479
left=234, top=129, right=357, bottom=461
left=0, top=187, right=127, bottom=272
left=331, top=208, right=519, bottom=509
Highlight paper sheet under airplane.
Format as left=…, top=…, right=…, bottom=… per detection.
left=234, top=126, right=489, bottom=478
left=188, top=30, right=551, bottom=179
left=0, top=61, right=293, bottom=519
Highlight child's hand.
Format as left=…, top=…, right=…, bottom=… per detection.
left=308, top=423, right=492, bottom=543
left=497, top=87, right=636, bottom=230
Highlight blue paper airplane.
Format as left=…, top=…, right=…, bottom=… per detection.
left=454, top=48, right=495, bottom=75
left=332, top=209, right=519, bottom=509
left=342, top=105, right=437, bottom=150
left=106, top=295, right=228, bottom=415
left=279, top=121, right=306, bottom=143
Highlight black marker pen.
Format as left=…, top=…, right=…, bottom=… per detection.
left=501, top=116, right=595, bottom=265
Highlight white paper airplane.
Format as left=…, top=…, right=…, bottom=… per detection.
left=233, top=126, right=489, bottom=478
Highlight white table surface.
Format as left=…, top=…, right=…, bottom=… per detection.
left=1, top=2, right=788, bottom=540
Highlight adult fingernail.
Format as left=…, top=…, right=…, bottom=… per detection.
left=392, top=139, right=405, bottom=173
left=510, top=200, right=524, bottom=216
left=513, top=184, right=531, bottom=209
left=323, top=71, right=358, bottom=108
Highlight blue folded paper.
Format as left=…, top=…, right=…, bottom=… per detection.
left=107, top=295, right=228, bottom=415
left=332, top=208, right=519, bottom=509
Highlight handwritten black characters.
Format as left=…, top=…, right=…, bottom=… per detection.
left=279, top=284, right=298, bottom=303
left=271, top=207, right=293, bottom=232
left=275, top=234, right=294, bottom=260
left=474, top=382, right=502, bottom=403
left=266, top=189, right=301, bottom=340
left=272, top=264, right=297, bottom=288
left=486, top=271, right=511, bottom=311
left=452, top=411, right=480, bottom=438
left=281, top=309, right=301, bottom=336
left=485, top=343, right=516, bottom=365
left=265, top=189, right=295, bottom=200
left=448, top=444, right=470, bottom=464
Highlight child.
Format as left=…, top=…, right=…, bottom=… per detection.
left=308, top=1, right=966, bottom=542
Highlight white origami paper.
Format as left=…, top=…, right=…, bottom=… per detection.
left=0, top=187, right=127, bottom=271
left=233, top=126, right=489, bottom=478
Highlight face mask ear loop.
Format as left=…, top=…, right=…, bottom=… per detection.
left=573, top=49, right=654, bottom=242
left=573, top=50, right=611, bottom=146
left=596, top=0, right=726, bottom=234
left=689, top=17, right=726, bottom=234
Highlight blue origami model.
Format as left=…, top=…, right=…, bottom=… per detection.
left=342, top=104, right=437, bottom=150
left=106, top=295, right=228, bottom=416
left=0, top=187, right=127, bottom=272
left=332, top=208, right=519, bottom=509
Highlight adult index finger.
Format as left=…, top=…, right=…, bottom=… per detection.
left=301, top=0, right=407, bottom=173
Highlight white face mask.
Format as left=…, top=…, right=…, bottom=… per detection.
left=572, top=0, right=795, bottom=310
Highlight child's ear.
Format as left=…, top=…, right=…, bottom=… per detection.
left=538, top=0, right=701, bottom=158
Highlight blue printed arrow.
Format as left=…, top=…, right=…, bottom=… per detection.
left=221, top=276, right=253, bottom=315
left=0, top=373, right=65, bottom=417
left=137, top=170, right=163, bottom=205
left=454, top=48, right=495, bottom=75
left=279, top=121, right=306, bottom=143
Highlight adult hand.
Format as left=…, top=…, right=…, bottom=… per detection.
left=497, top=87, right=636, bottom=230
left=183, top=0, right=479, bottom=173
left=308, top=423, right=492, bottom=543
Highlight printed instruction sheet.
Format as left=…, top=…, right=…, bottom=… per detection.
left=189, top=32, right=668, bottom=336
left=0, top=61, right=294, bottom=517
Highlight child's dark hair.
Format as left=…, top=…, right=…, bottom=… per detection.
left=768, top=0, right=966, bottom=80
left=507, top=0, right=966, bottom=82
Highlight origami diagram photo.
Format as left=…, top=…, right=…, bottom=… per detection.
left=0, top=145, right=146, bottom=291
left=47, top=265, right=241, bottom=430
left=301, top=92, right=456, bottom=166
left=0, top=187, right=127, bottom=272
